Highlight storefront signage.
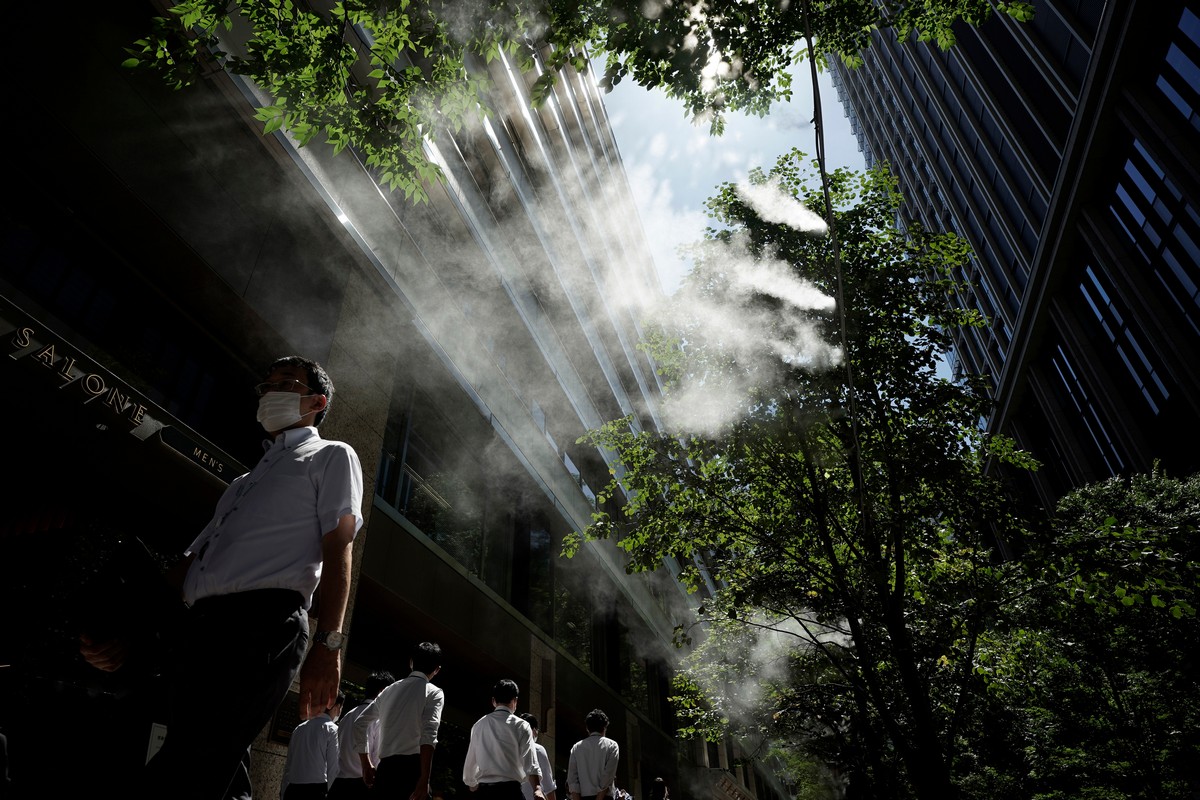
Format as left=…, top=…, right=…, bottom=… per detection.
left=2, top=297, right=240, bottom=481
left=9, top=326, right=153, bottom=431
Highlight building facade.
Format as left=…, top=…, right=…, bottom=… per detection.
left=0, top=4, right=712, bottom=798
left=831, top=0, right=1200, bottom=508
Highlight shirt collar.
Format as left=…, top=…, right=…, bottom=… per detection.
left=262, top=426, right=320, bottom=452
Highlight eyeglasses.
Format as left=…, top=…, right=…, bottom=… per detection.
left=254, top=379, right=313, bottom=397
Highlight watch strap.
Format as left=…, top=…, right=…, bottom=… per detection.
left=314, top=630, right=346, bottom=650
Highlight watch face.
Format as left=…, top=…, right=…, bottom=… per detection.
left=318, top=631, right=345, bottom=649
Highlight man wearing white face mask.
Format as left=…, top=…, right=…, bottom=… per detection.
left=80, top=356, right=363, bottom=800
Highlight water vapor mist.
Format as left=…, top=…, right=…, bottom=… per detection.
left=735, top=177, right=829, bottom=234
left=649, top=227, right=840, bottom=435
left=692, top=611, right=852, bottom=730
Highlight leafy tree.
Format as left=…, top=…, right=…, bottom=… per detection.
left=974, top=467, right=1200, bottom=799
left=122, top=0, right=1032, bottom=201
left=565, top=150, right=1037, bottom=799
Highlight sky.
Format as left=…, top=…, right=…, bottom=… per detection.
left=600, top=65, right=867, bottom=295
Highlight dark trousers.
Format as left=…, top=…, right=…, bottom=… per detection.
left=284, top=783, right=329, bottom=800
left=476, top=782, right=525, bottom=800
left=374, top=753, right=422, bottom=798
left=143, top=589, right=308, bottom=800
left=327, top=776, right=371, bottom=800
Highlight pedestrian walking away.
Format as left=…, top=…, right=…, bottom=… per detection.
left=566, top=710, right=618, bottom=800
left=462, top=680, right=544, bottom=800
left=281, top=692, right=344, bottom=799
left=517, top=713, right=557, bottom=800
left=329, top=671, right=395, bottom=799
left=353, top=642, right=444, bottom=799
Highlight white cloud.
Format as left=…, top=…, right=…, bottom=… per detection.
left=647, top=131, right=671, bottom=160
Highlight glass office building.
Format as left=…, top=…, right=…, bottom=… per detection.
left=832, top=0, right=1200, bottom=508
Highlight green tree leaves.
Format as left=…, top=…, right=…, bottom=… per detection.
left=123, top=0, right=1034, bottom=202
left=570, top=152, right=1032, bottom=798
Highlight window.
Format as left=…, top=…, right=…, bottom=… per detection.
left=1048, top=343, right=1125, bottom=476
left=1080, top=266, right=1170, bottom=415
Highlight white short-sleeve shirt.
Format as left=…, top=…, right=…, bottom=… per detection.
left=183, top=426, right=363, bottom=607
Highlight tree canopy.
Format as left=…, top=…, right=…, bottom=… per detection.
left=565, top=151, right=1036, bottom=799
left=972, top=467, right=1200, bottom=799
left=123, top=0, right=1033, bottom=201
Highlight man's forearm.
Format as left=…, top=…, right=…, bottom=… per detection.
left=418, top=742, right=434, bottom=781
left=299, top=515, right=356, bottom=717
left=316, top=519, right=354, bottom=633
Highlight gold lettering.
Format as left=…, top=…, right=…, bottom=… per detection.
left=35, top=344, right=57, bottom=368
left=105, top=386, right=130, bottom=413
left=57, top=356, right=77, bottom=381
left=129, top=404, right=147, bottom=425
left=81, top=373, right=107, bottom=400
left=11, top=327, right=34, bottom=349
left=192, top=446, right=225, bottom=474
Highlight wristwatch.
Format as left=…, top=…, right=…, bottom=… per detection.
left=314, top=630, right=346, bottom=651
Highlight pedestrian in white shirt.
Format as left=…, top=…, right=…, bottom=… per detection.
left=567, top=710, right=619, bottom=800
left=518, top=713, right=557, bottom=800
left=80, top=356, right=364, bottom=799
left=329, top=671, right=394, bottom=799
left=463, top=680, right=545, bottom=800
left=282, top=693, right=344, bottom=799
left=353, top=642, right=444, bottom=798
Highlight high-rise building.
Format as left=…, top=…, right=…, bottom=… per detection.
left=0, top=6, right=766, bottom=799
left=831, top=0, right=1200, bottom=508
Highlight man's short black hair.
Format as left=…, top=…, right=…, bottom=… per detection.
left=492, top=679, right=519, bottom=705
left=267, top=356, right=334, bottom=425
left=411, top=642, right=441, bottom=675
left=365, top=670, right=396, bottom=699
left=519, top=712, right=539, bottom=731
left=585, top=708, right=609, bottom=733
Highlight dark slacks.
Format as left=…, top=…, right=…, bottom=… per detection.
left=143, top=588, right=308, bottom=800
left=327, top=776, right=371, bottom=799
left=284, top=783, right=329, bottom=800
left=374, top=753, right=422, bottom=798
left=476, top=781, right=525, bottom=800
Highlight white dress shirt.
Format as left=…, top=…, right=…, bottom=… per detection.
left=522, top=742, right=556, bottom=800
left=183, top=426, right=363, bottom=608
left=281, top=712, right=340, bottom=797
left=336, top=702, right=380, bottom=778
left=354, top=671, right=444, bottom=759
left=462, top=708, right=541, bottom=788
left=567, top=733, right=619, bottom=797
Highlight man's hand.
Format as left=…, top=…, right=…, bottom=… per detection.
left=298, top=644, right=340, bottom=719
left=410, top=781, right=431, bottom=800
left=79, top=634, right=128, bottom=672
left=362, top=764, right=376, bottom=789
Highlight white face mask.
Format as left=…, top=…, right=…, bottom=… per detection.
left=256, top=391, right=307, bottom=433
